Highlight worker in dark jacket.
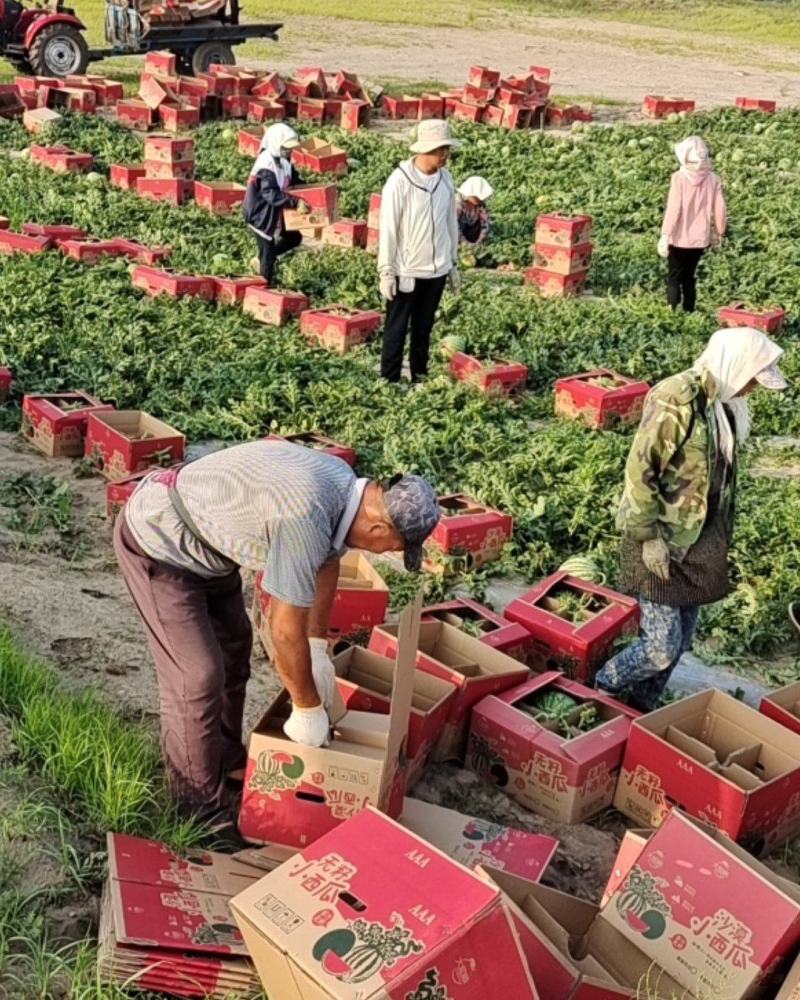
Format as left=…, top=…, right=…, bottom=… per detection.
left=243, top=123, right=303, bottom=284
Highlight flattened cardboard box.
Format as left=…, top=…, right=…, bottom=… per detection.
left=399, top=798, right=557, bottom=884
left=238, top=597, right=422, bottom=849
left=369, top=618, right=529, bottom=763
left=614, top=688, right=800, bottom=852
left=599, top=809, right=800, bottom=1000
left=231, top=806, right=539, bottom=999
left=467, top=670, right=639, bottom=824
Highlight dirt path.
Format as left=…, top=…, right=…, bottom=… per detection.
left=264, top=12, right=800, bottom=107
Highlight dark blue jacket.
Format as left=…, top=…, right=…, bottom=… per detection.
left=243, top=163, right=302, bottom=238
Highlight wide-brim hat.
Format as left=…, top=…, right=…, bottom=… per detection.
left=410, top=118, right=462, bottom=154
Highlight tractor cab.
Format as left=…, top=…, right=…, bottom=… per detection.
left=0, top=0, right=87, bottom=74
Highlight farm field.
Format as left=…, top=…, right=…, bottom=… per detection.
left=1, top=41, right=800, bottom=1000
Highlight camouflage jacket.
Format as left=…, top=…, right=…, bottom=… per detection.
left=617, top=368, right=734, bottom=561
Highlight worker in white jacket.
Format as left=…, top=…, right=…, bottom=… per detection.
left=378, top=119, right=461, bottom=384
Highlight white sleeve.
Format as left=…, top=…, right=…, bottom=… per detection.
left=446, top=172, right=458, bottom=266
left=378, top=171, right=403, bottom=277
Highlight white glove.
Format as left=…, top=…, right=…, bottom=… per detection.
left=379, top=273, right=397, bottom=301
left=657, top=235, right=670, bottom=259
left=448, top=268, right=461, bottom=294
left=309, top=637, right=336, bottom=717
left=710, top=231, right=723, bottom=251
left=283, top=704, right=330, bottom=747
left=642, top=538, right=671, bottom=582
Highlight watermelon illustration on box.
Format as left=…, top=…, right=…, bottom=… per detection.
left=230, top=806, right=540, bottom=998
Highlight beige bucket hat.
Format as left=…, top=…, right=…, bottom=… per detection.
left=410, top=119, right=462, bottom=154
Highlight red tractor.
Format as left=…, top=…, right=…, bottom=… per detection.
left=0, top=0, right=280, bottom=78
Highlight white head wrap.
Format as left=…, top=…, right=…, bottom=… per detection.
left=693, top=327, right=786, bottom=462
left=458, top=176, right=494, bottom=202
left=674, top=136, right=711, bottom=180
left=250, top=122, right=299, bottom=177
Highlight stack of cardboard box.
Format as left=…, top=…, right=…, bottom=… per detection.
left=526, top=212, right=593, bottom=298
left=136, top=135, right=195, bottom=205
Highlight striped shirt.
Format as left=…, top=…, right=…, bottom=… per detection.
left=125, top=441, right=362, bottom=608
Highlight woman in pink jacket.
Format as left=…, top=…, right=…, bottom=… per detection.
left=658, top=136, right=727, bottom=313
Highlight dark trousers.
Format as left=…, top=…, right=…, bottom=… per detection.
left=255, top=229, right=302, bottom=284
left=114, top=515, right=252, bottom=819
left=667, top=246, right=705, bottom=312
left=380, top=275, right=448, bottom=382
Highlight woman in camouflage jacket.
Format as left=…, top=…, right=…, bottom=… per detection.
left=595, top=327, right=786, bottom=711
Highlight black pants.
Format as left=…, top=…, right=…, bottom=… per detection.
left=255, top=230, right=302, bottom=284
left=380, top=275, right=447, bottom=382
left=667, top=246, right=705, bottom=313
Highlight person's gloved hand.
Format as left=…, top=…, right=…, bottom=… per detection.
left=448, top=268, right=461, bottom=294
left=380, top=273, right=397, bottom=301
left=642, top=537, right=671, bottom=581
left=710, top=231, right=723, bottom=251
left=657, top=235, right=670, bottom=259
left=309, top=637, right=336, bottom=717
left=283, top=704, right=330, bottom=747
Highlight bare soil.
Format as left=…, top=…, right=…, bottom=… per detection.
left=267, top=12, right=800, bottom=109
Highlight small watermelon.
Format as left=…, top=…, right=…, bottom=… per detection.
left=439, top=334, right=466, bottom=358
left=641, top=910, right=667, bottom=940
left=312, top=928, right=356, bottom=963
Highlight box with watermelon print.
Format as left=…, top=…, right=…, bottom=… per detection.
left=467, top=671, right=639, bottom=824
left=230, top=806, right=540, bottom=999
left=368, top=618, right=529, bottom=764
left=613, top=688, right=800, bottom=853
left=598, top=810, right=800, bottom=1000
left=718, top=301, right=786, bottom=334
left=238, top=597, right=422, bottom=849
left=425, top=492, right=513, bottom=572
left=21, top=392, right=114, bottom=458
left=554, top=369, right=650, bottom=430
left=422, top=597, right=532, bottom=662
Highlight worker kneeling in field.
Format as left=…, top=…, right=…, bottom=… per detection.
left=243, top=123, right=303, bottom=284
left=595, top=327, right=786, bottom=711
left=658, top=135, right=727, bottom=313
left=378, top=119, right=462, bottom=384
left=114, top=441, right=440, bottom=826
left=456, top=175, right=494, bottom=246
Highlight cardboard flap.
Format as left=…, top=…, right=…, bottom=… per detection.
left=383, top=592, right=423, bottom=774
left=719, top=762, right=763, bottom=791
left=665, top=724, right=719, bottom=766
left=335, top=710, right=390, bottom=749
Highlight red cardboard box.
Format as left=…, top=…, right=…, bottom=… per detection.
left=262, top=431, right=356, bottom=467
left=42, top=84, right=96, bottom=113
left=176, top=76, right=211, bottom=104
left=135, top=178, right=195, bottom=205
left=533, top=241, right=593, bottom=276
left=247, top=98, right=285, bottom=123
left=331, top=642, right=456, bottom=768
left=59, top=239, right=124, bottom=265
left=131, top=266, right=215, bottom=300
left=422, top=597, right=532, bottom=662
left=546, top=104, right=591, bottom=127
left=300, top=306, right=382, bottom=353
left=464, top=82, right=496, bottom=104
left=0, top=83, right=24, bottom=118
left=322, top=218, right=367, bottom=249
left=525, top=267, right=588, bottom=298
left=85, top=410, right=185, bottom=481
left=736, top=96, right=777, bottom=112
left=0, top=229, right=51, bottom=255
left=600, top=809, right=800, bottom=1000
left=642, top=94, right=696, bottom=118
left=369, top=618, right=529, bottom=762
left=105, top=470, right=149, bottom=523
left=297, top=96, right=326, bottom=122
left=238, top=599, right=422, bottom=849
left=294, top=64, right=327, bottom=93
left=427, top=493, right=513, bottom=571
left=365, top=227, right=379, bottom=254
left=504, top=572, right=639, bottom=681
left=144, top=135, right=194, bottom=163
left=496, top=81, right=527, bottom=106
left=760, top=680, right=800, bottom=737
left=115, top=99, right=155, bottom=130
left=599, top=828, right=650, bottom=909
left=231, top=806, right=540, bottom=999
left=237, top=126, right=262, bottom=157
left=194, top=180, right=246, bottom=215
left=503, top=105, right=533, bottom=130
left=400, top=798, right=557, bottom=884
left=252, top=72, right=285, bottom=99
left=323, top=97, right=344, bottom=122
left=554, top=369, right=650, bottom=430
left=0, top=366, right=12, bottom=403
left=718, top=301, right=786, bottom=334
left=30, top=144, right=94, bottom=173
left=109, top=163, right=147, bottom=190
left=529, top=64, right=552, bottom=81
left=112, top=239, right=172, bottom=266
left=614, top=688, right=800, bottom=852
left=222, top=93, right=250, bottom=119
left=242, top=287, right=309, bottom=326
left=481, top=104, right=505, bottom=127
left=22, top=107, right=62, bottom=133
left=468, top=65, right=501, bottom=88
left=292, top=137, right=348, bottom=176
left=213, top=275, right=267, bottom=306
left=288, top=183, right=339, bottom=224
left=381, top=95, right=420, bottom=119
left=489, top=868, right=685, bottom=999
left=367, top=193, right=382, bottom=230
left=467, top=670, right=639, bottom=824
left=197, top=71, right=237, bottom=97
left=340, top=98, right=370, bottom=131
left=159, top=101, right=200, bottom=132
left=139, top=75, right=179, bottom=111
left=22, top=223, right=85, bottom=240
left=21, top=392, right=113, bottom=458
left=419, top=93, right=445, bottom=118
left=452, top=99, right=485, bottom=122
left=209, top=64, right=258, bottom=93
left=89, top=78, right=123, bottom=106
left=334, top=69, right=365, bottom=98
left=144, top=50, right=176, bottom=77
left=534, top=212, right=593, bottom=248
left=449, top=352, right=528, bottom=396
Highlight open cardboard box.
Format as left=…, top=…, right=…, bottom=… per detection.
left=331, top=643, right=456, bottom=783
left=485, top=867, right=685, bottom=999
left=238, top=596, right=422, bottom=849
left=422, top=596, right=532, bottom=662
left=369, top=618, right=529, bottom=763
left=760, top=680, right=800, bottom=737
left=598, top=810, right=800, bottom=1000
left=400, top=797, right=557, bottom=883
left=614, top=689, right=800, bottom=852
left=231, top=806, right=540, bottom=999
left=85, top=409, right=185, bottom=481
left=467, top=671, right=639, bottom=824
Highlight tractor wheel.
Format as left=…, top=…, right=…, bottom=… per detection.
left=27, top=24, right=88, bottom=78
left=190, top=40, right=234, bottom=76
